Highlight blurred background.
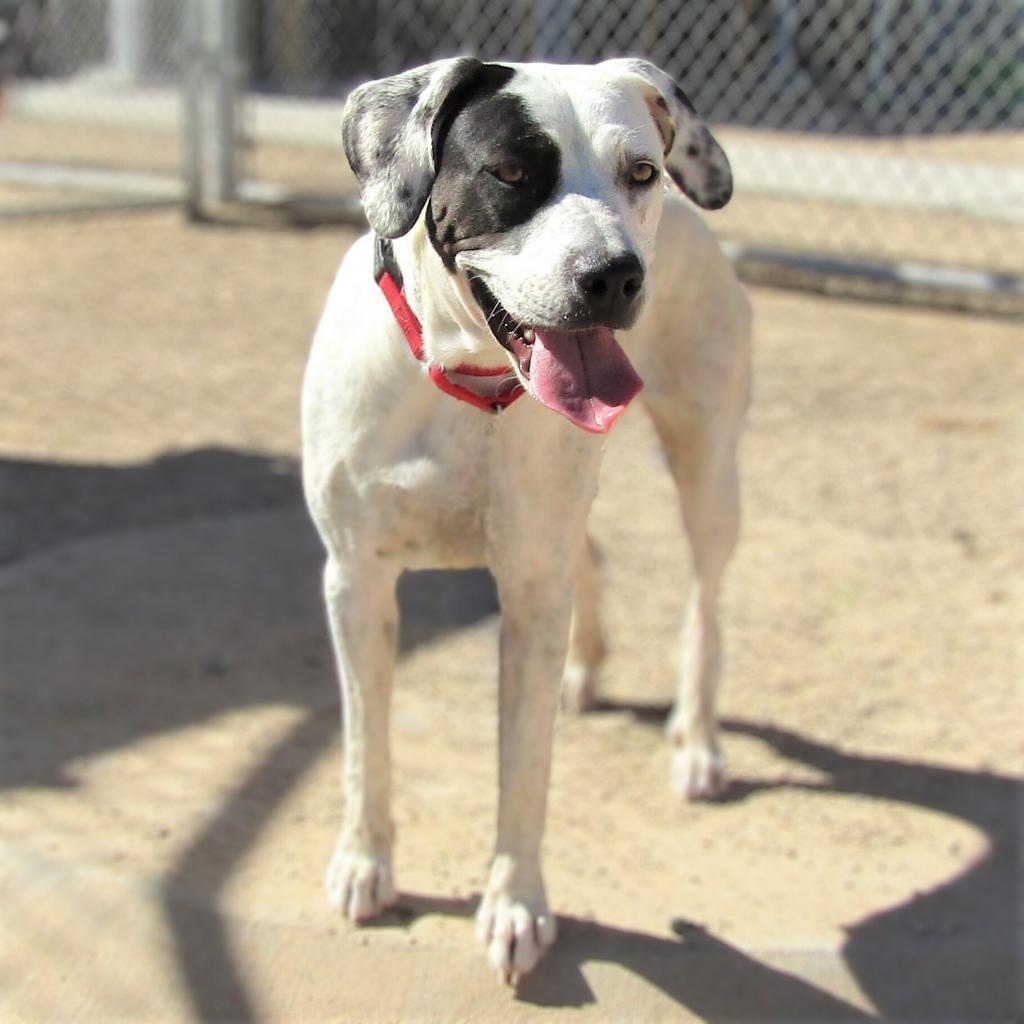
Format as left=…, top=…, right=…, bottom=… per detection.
left=1, top=0, right=1022, bottom=305
left=2, top=3, right=1021, bottom=1021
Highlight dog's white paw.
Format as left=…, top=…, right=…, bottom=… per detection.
left=325, top=841, right=397, bottom=922
left=671, top=741, right=728, bottom=801
left=560, top=660, right=599, bottom=713
left=476, top=856, right=557, bottom=984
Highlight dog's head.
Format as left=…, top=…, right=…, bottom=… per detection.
left=343, top=58, right=732, bottom=432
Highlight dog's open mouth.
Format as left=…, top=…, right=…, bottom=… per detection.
left=469, top=278, right=643, bottom=434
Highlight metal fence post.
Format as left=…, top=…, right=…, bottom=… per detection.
left=107, top=0, right=149, bottom=81
left=183, top=0, right=242, bottom=219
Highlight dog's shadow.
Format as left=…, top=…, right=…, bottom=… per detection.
left=392, top=893, right=872, bottom=1019
left=562, top=707, right=1021, bottom=1021
left=151, top=705, right=1022, bottom=1022
left=373, top=703, right=1021, bottom=1020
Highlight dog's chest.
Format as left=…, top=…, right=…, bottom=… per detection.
left=359, top=422, right=491, bottom=568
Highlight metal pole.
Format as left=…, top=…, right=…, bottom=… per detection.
left=535, top=0, right=575, bottom=62
left=866, top=0, right=894, bottom=123
left=770, top=0, right=798, bottom=78
left=108, top=0, right=147, bottom=80
left=183, top=0, right=241, bottom=218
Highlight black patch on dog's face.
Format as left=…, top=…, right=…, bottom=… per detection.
left=428, top=83, right=561, bottom=271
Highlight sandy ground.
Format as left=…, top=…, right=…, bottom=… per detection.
left=1, top=210, right=1022, bottom=1022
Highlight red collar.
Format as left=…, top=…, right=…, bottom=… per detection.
left=374, top=237, right=525, bottom=414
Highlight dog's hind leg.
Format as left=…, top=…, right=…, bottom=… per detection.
left=645, top=402, right=741, bottom=800
left=561, top=534, right=607, bottom=712
left=322, top=554, right=401, bottom=921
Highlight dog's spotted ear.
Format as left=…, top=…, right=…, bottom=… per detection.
left=604, top=59, right=733, bottom=211
left=343, top=57, right=502, bottom=238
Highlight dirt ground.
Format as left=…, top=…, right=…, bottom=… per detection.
left=1, top=210, right=1022, bottom=1023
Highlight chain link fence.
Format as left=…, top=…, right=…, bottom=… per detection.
left=2, top=1, right=1021, bottom=307
left=0, top=1, right=189, bottom=212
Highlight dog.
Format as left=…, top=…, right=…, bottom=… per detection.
left=302, top=57, right=751, bottom=982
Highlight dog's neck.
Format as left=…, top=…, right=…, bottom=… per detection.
left=394, top=220, right=512, bottom=373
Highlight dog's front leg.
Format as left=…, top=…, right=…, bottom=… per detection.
left=477, top=571, right=572, bottom=983
left=322, top=554, right=400, bottom=923
left=561, top=534, right=607, bottom=712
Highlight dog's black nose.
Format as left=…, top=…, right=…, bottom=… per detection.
left=578, top=255, right=645, bottom=326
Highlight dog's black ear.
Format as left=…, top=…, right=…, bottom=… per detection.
left=604, top=59, right=733, bottom=211
left=343, top=57, right=496, bottom=238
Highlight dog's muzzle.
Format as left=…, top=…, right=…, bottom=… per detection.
left=469, top=275, right=644, bottom=435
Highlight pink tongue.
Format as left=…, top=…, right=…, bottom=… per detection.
left=529, top=327, right=643, bottom=433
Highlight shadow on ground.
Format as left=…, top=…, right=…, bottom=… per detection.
left=0, top=449, right=498, bottom=790
left=154, top=711, right=1024, bottom=1022
left=0, top=448, right=496, bottom=1018
left=591, top=703, right=1022, bottom=1022
left=0, top=449, right=301, bottom=566
left=384, top=893, right=874, bottom=1021
left=2, top=449, right=1020, bottom=1021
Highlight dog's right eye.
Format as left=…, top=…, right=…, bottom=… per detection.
left=628, top=161, right=658, bottom=186
left=490, top=162, right=527, bottom=185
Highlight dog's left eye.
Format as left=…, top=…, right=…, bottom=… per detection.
left=491, top=162, right=527, bottom=185
left=628, top=161, right=658, bottom=186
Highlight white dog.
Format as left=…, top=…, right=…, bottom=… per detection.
left=302, top=57, right=751, bottom=982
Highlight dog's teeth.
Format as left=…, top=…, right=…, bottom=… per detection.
left=522, top=328, right=535, bottom=344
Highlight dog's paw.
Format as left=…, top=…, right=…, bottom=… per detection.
left=325, top=841, right=397, bottom=923
left=671, top=741, right=728, bottom=801
left=476, top=856, right=557, bottom=984
left=560, top=660, right=599, bottom=713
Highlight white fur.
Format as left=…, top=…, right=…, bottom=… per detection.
left=302, top=63, right=751, bottom=982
